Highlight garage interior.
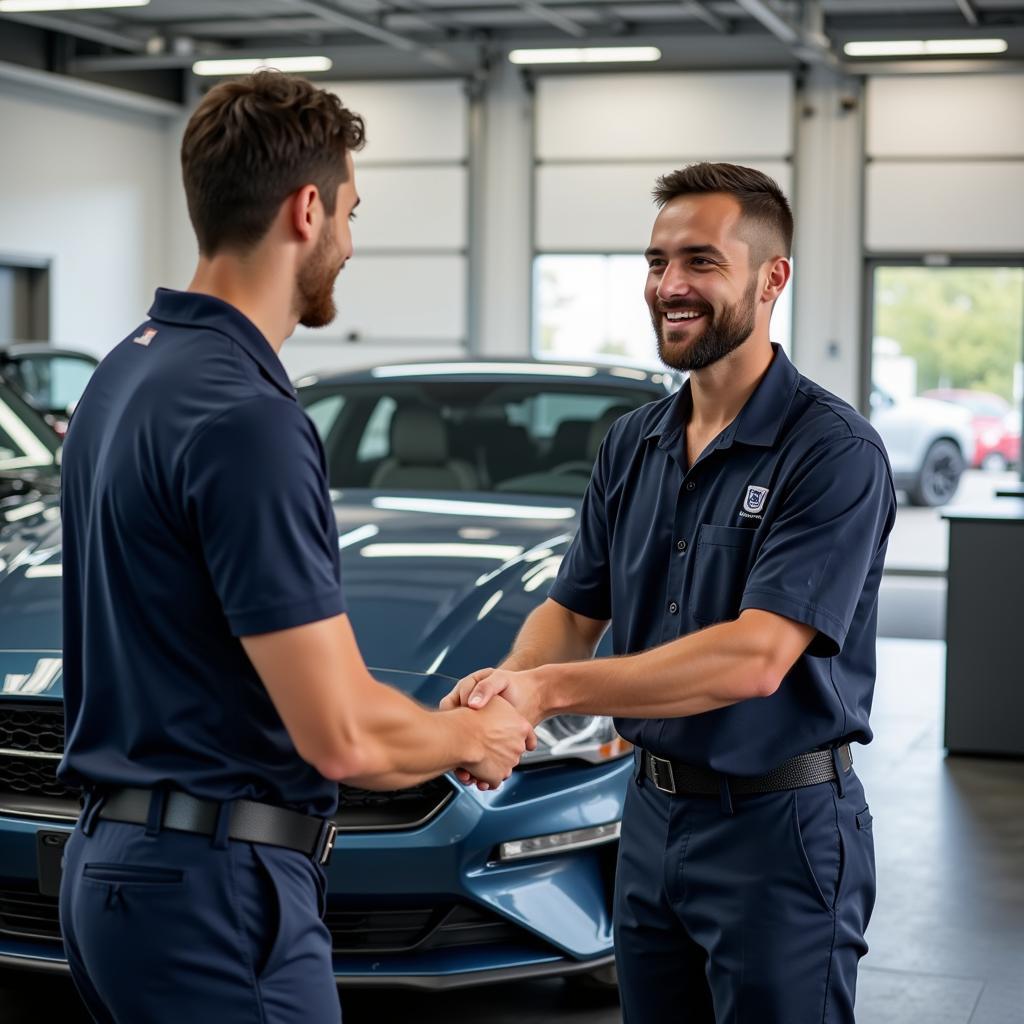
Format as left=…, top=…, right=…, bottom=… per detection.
left=1, top=1, right=1024, bottom=1022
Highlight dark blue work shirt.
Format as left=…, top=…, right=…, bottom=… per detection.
left=550, top=345, right=897, bottom=776
left=58, top=289, right=345, bottom=815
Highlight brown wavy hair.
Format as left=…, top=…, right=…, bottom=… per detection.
left=181, top=71, right=366, bottom=256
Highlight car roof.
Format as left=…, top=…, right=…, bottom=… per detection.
left=295, top=358, right=674, bottom=391
left=0, top=343, right=99, bottom=363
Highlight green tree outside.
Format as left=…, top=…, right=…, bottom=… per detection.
left=875, top=267, right=1024, bottom=401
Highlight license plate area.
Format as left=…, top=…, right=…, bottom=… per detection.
left=36, top=829, right=70, bottom=898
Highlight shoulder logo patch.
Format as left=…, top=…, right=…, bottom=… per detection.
left=132, top=328, right=157, bottom=347
left=742, top=485, right=769, bottom=515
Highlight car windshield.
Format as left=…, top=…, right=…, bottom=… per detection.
left=0, top=382, right=61, bottom=473
left=299, top=378, right=658, bottom=497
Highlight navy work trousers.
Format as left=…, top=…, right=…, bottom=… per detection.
left=614, top=762, right=876, bottom=1023
left=59, top=809, right=340, bottom=1024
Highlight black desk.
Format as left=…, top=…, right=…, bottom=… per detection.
left=942, top=501, right=1024, bottom=757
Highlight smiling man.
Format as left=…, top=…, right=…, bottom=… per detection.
left=444, top=163, right=897, bottom=1022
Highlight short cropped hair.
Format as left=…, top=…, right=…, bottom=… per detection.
left=652, top=162, right=793, bottom=263
left=181, top=71, right=366, bottom=256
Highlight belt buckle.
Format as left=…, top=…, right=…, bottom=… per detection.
left=649, top=755, right=676, bottom=795
left=315, top=820, right=338, bottom=866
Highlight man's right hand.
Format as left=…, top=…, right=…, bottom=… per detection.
left=459, top=696, right=537, bottom=790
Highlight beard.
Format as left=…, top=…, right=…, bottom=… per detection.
left=651, top=277, right=759, bottom=372
left=295, top=225, right=344, bottom=329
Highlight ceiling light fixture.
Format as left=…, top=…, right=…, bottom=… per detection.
left=843, top=38, right=1008, bottom=58
left=508, top=46, right=662, bottom=65
left=192, top=56, right=334, bottom=76
left=0, top=0, right=149, bottom=10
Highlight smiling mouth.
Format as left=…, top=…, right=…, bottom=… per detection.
left=662, top=310, right=707, bottom=328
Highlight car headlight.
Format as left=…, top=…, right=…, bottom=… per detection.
left=521, top=714, right=633, bottom=765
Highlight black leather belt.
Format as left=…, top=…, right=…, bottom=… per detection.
left=642, top=745, right=853, bottom=797
left=96, top=788, right=338, bottom=865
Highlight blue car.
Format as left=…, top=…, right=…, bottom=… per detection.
left=0, top=359, right=673, bottom=992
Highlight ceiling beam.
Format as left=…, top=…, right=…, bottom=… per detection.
left=0, top=12, right=146, bottom=52
left=733, top=0, right=837, bottom=67
left=277, top=0, right=460, bottom=68
left=518, top=0, right=587, bottom=38
left=953, top=0, right=980, bottom=27
left=684, top=1, right=729, bottom=35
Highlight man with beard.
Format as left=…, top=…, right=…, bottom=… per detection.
left=58, top=72, right=534, bottom=1023
left=442, top=163, right=896, bottom=1022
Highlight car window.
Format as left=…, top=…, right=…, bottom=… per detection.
left=9, top=355, right=95, bottom=412
left=303, top=393, right=346, bottom=439
left=357, top=396, right=397, bottom=463
left=0, top=387, right=59, bottom=471
left=299, top=380, right=657, bottom=496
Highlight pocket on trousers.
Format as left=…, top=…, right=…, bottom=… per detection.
left=81, top=863, right=184, bottom=886
left=792, top=789, right=843, bottom=913
left=856, top=806, right=873, bottom=833
left=248, top=845, right=321, bottom=981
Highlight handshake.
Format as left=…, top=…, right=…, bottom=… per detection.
left=438, top=666, right=548, bottom=792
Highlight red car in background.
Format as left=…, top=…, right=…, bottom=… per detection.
left=923, top=389, right=1021, bottom=471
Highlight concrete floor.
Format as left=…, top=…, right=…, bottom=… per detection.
left=1, top=638, right=1022, bottom=1023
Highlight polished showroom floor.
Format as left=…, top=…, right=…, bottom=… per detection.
left=1, top=638, right=1022, bottom=1024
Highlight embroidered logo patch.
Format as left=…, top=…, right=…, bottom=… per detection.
left=742, top=485, right=769, bottom=515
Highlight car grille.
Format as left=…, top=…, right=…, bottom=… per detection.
left=0, top=886, right=544, bottom=958
left=0, top=887, right=61, bottom=942
left=0, top=703, right=454, bottom=830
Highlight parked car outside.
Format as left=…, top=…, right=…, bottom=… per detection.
left=0, top=345, right=99, bottom=438
left=921, top=388, right=1021, bottom=471
left=0, top=360, right=677, bottom=994
left=870, top=385, right=974, bottom=507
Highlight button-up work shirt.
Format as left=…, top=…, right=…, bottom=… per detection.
left=550, top=345, right=897, bottom=776
left=60, top=289, right=345, bottom=814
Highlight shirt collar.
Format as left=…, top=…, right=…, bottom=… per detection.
left=147, top=288, right=296, bottom=400
left=643, top=344, right=799, bottom=452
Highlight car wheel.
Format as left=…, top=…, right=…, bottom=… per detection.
left=981, top=451, right=1009, bottom=472
left=565, top=962, right=620, bottom=1003
left=908, top=439, right=965, bottom=507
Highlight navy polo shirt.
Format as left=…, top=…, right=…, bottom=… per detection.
left=550, top=345, right=897, bottom=776
left=58, top=288, right=345, bottom=816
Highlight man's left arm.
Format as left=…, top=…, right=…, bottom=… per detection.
left=455, top=436, right=896, bottom=723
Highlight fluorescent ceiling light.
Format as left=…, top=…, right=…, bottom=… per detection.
left=843, top=38, right=1008, bottom=58
left=508, top=47, right=661, bottom=65
left=192, top=56, right=333, bottom=77
left=0, top=0, right=147, bottom=9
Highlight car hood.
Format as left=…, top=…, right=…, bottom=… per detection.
left=0, top=490, right=580, bottom=700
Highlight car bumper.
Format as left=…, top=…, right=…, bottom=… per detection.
left=0, top=757, right=630, bottom=988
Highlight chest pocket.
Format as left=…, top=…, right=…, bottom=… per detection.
left=689, top=524, right=756, bottom=626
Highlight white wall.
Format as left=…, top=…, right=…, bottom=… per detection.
left=284, top=79, right=470, bottom=378
left=865, top=74, right=1024, bottom=253
left=0, top=82, right=170, bottom=357
left=791, top=67, right=865, bottom=403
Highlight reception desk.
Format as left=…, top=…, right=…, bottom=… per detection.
left=942, top=500, right=1024, bottom=757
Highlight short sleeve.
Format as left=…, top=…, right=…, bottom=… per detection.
left=739, top=437, right=896, bottom=657
left=548, top=438, right=613, bottom=621
left=182, top=396, right=345, bottom=636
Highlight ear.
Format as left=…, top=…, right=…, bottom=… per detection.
left=762, top=257, right=791, bottom=303
left=289, top=185, right=320, bottom=244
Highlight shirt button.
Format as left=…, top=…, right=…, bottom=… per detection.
left=668, top=601, right=679, bottom=614
left=676, top=539, right=687, bottom=553
left=686, top=481, right=696, bottom=492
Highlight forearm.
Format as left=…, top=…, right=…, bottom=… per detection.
left=500, top=600, right=604, bottom=671
left=537, top=614, right=783, bottom=720
left=341, top=685, right=482, bottom=790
